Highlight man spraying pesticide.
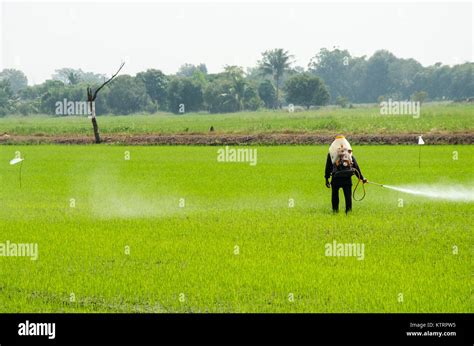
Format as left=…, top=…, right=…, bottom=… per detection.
left=324, top=135, right=367, bottom=213
left=323, top=136, right=472, bottom=205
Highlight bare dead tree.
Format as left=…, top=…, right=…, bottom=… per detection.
left=87, top=62, right=125, bottom=143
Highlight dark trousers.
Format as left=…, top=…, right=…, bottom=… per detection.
left=331, top=182, right=352, bottom=213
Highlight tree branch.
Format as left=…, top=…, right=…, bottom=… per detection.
left=90, top=62, right=125, bottom=101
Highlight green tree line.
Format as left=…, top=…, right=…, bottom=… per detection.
left=0, top=48, right=472, bottom=116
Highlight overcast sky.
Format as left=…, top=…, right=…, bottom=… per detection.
left=1, top=0, right=472, bottom=85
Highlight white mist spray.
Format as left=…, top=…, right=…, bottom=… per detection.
left=381, top=184, right=474, bottom=202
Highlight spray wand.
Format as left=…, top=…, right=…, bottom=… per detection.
left=367, top=181, right=385, bottom=187
left=353, top=175, right=386, bottom=201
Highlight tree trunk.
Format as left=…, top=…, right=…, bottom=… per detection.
left=91, top=117, right=101, bottom=144
left=89, top=101, right=101, bottom=144
left=275, top=76, right=280, bottom=109
left=86, top=63, right=124, bottom=144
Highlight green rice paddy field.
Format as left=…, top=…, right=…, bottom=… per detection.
left=0, top=145, right=472, bottom=312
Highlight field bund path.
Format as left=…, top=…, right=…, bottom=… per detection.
left=0, top=132, right=473, bottom=145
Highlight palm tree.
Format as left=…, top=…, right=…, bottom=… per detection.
left=258, top=49, right=293, bottom=108
left=223, top=65, right=247, bottom=111
left=66, top=71, right=81, bottom=85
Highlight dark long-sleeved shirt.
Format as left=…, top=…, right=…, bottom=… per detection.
left=324, top=153, right=364, bottom=184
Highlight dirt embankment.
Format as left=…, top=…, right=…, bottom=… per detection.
left=0, top=133, right=472, bottom=145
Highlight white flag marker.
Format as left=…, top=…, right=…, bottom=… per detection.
left=9, top=157, right=24, bottom=165
left=418, top=135, right=425, bottom=145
